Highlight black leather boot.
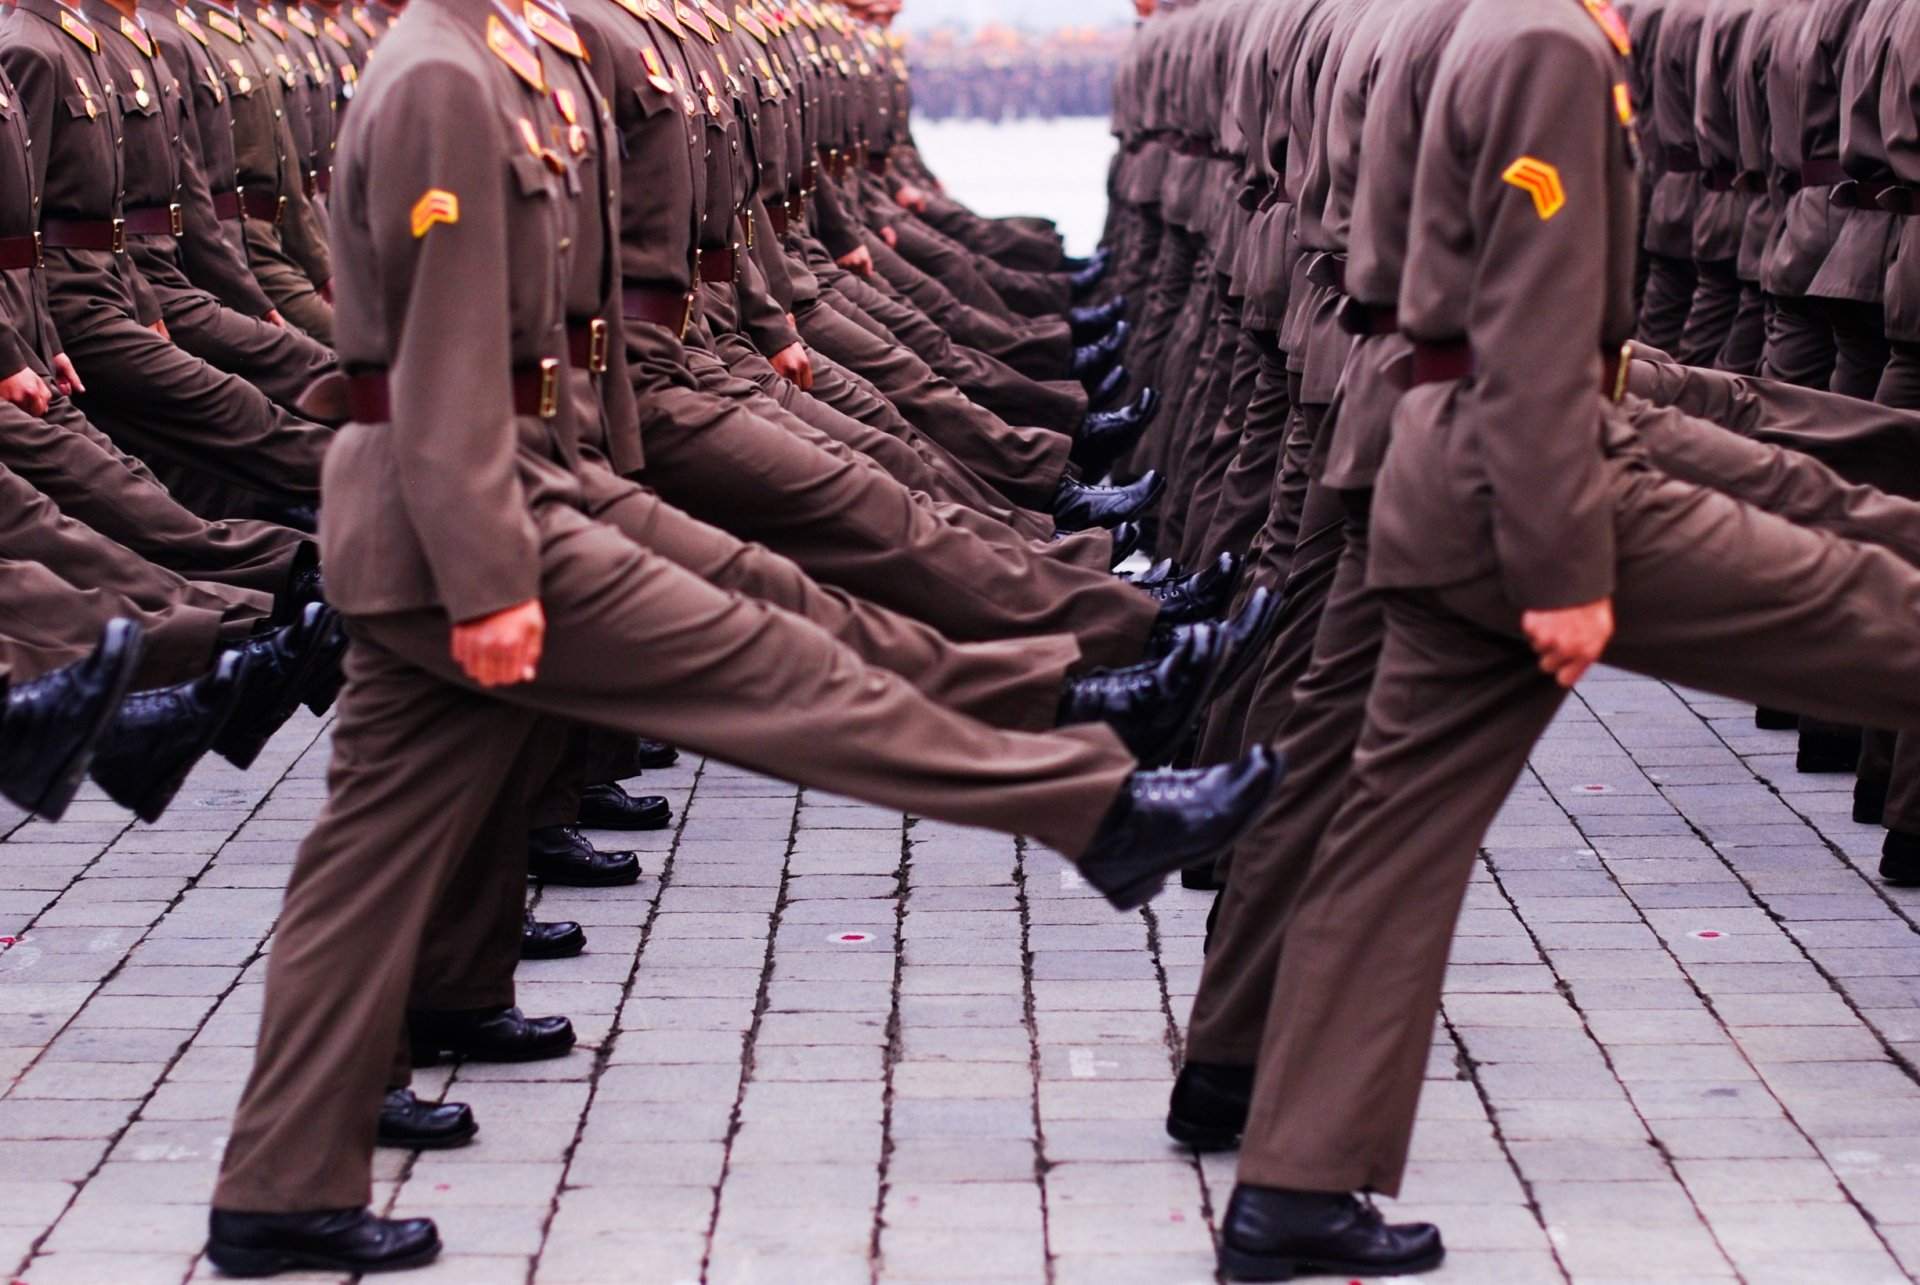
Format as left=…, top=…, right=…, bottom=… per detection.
left=1146, top=553, right=1243, bottom=622
left=1181, top=861, right=1224, bottom=891
left=0, top=619, right=142, bottom=820
left=1755, top=706, right=1799, bottom=730
left=1077, top=747, right=1284, bottom=910
left=90, top=654, right=244, bottom=822
left=1085, top=363, right=1132, bottom=413
left=1069, top=251, right=1110, bottom=299
left=376, top=1089, right=477, bottom=1150
left=1075, top=389, right=1160, bottom=476
left=1218, top=1186, right=1443, bottom=1280
left=213, top=603, right=341, bottom=770
left=527, top=825, right=641, bottom=886
left=1067, top=322, right=1130, bottom=380
left=1157, top=587, right=1284, bottom=693
left=1052, top=470, right=1165, bottom=532
left=1167, top=1061, right=1254, bottom=1150
left=206, top=1207, right=440, bottom=1277
left=408, top=1005, right=575, bottom=1065
left=1124, top=557, right=1185, bottom=588
left=522, top=910, right=587, bottom=959
left=1105, top=521, right=1142, bottom=568
left=1069, top=295, right=1126, bottom=342
left=1882, top=830, right=1920, bottom=885
left=1058, top=626, right=1228, bottom=767
left=1856, top=775, right=1891, bottom=826
left=1797, top=726, right=1861, bottom=774
left=577, top=781, right=673, bottom=830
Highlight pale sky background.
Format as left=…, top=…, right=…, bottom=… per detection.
left=897, top=0, right=1129, bottom=31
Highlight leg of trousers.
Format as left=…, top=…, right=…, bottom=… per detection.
left=1877, top=341, right=1920, bottom=408
left=631, top=363, right=1159, bottom=668
left=1636, top=252, right=1698, bottom=353
left=918, top=194, right=1066, bottom=272
left=861, top=236, right=1072, bottom=378
left=1675, top=258, right=1743, bottom=367
left=140, top=268, right=338, bottom=408
left=213, top=507, right=1139, bottom=1212
left=242, top=219, right=334, bottom=347
left=1761, top=294, right=1838, bottom=389
left=0, top=399, right=305, bottom=598
left=1821, top=298, right=1890, bottom=399
left=1882, top=733, right=1920, bottom=835
left=1203, top=329, right=1294, bottom=560
left=1240, top=459, right=1920, bottom=1198
left=1714, top=282, right=1767, bottom=375
left=0, top=556, right=223, bottom=686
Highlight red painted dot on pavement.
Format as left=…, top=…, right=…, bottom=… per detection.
left=1581, top=784, right=1613, bottom=794
left=829, top=932, right=872, bottom=944
left=1693, top=930, right=1723, bottom=939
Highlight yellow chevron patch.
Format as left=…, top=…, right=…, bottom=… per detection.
left=410, top=189, right=459, bottom=238
left=1502, top=156, right=1566, bottom=221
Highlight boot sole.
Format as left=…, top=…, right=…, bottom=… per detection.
left=205, top=1236, right=441, bottom=1277
left=1217, top=1243, right=1445, bottom=1281
left=1165, top=1116, right=1242, bottom=1151
left=410, top=1037, right=576, bottom=1067
left=377, top=1120, right=479, bottom=1151
left=526, top=866, right=641, bottom=888
left=575, top=813, right=673, bottom=832
left=31, top=627, right=143, bottom=822
left=1097, top=750, right=1287, bottom=911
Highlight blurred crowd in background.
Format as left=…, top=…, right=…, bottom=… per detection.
left=908, top=26, right=1127, bottom=121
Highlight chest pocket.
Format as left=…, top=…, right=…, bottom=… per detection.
left=118, top=88, right=160, bottom=117
left=509, top=150, right=559, bottom=200
left=60, top=91, right=102, bottom=123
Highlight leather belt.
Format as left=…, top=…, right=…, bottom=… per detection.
left=865, top=150, right=888, bottom=176
left=1881, top=185, right=1920, bottom=216
left=765, top=201, right=789, bottom=237
left=123, top=203, right=184, bottom=237
left=1661, top=146, right=1703, bottom=174
left=303, top=169, right=333, bottom=199
left=697, top=246, right=737, bottom=284
left=0, top=233, right=43, bottom=270
left=1407, top=339, right=1628, bottom=402
left=1704, top=168, right=1740, bottom=192
left=211, top=190, right=245, bottom=221
left=567, top=319, right=610, bottom=373
left=622, top=285, right=695, bottom=338
left=40, top=218, right=126, bottom=253
left=241, top=189, right=288, bottom=224
left=345, top=360, right=562, bottom=423
left=1800, top=159, right=1849, bottom=187
left=1337, top=298, right=1397, bottom=338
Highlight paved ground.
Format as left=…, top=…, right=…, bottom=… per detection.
left=5, top=666, right=1920, bottom=1284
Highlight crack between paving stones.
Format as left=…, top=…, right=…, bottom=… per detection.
left=518, top=755, right=708, bottom=1285
left=861, top=811, right=911, bottom=1283
left=1575, top=686, right=1920, bottom=1264
left=1140, top=899, right=1223, bottom=1268
left=1, top=719, right=333, bottom=1285
left=1011, top=835, right=1058, bottom=1285
left=694, top=782, right=801, bottom=1284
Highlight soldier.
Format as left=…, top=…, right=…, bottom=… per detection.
left=202, top=2, right=1282, bottom=1271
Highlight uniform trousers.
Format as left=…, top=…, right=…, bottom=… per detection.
left=1714, top=283, right=1768, bottom=375
left=854, top=235, right=1073, bottom=379
left=917, top=189, right=1066, bottom=273
left=0, top=396, right=306, bottom=599
left=0, top=556, right=223, bottom=687
left=1201, top=327, right=1294, bottom=561
left=1219, top=432, right=1920, bottom=1198
left=1760, top=294, right=1839, bottom=390
left=1637, top=252, right=1699, bottom=353
left=890, top=216, right=1071, bottom=320
left=1181, top=317, right=1264, bottom=568
left=242, top=217, right=333, bottom=347
left=212, top=497, right=1138, bottom=1213
left=1676, top=258, right=1744, bottom=368
left=628, top=327, right=1159, bottom=668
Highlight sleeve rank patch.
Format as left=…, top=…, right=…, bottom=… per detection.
left=411, top=189, right=460, bottom=238
left=1501, top=156, right=1566, bottom=220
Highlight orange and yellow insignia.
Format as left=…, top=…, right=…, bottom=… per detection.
left=288, top=7, right=318, bottom=36
left=177, top=9, right=211, bottom=44
left=1582, top=0, right=1631, bottom=56
left=351, top=4, right=379, bottom=36
left=487, top=14, right=546, bottom=90
left=1502, top=156, right=1566, bottom=220
left=639, top=46, right=678, bottom=94
left=1613, top=82, right=1635, bottom=127
left=58, top=10, right=99, bottom=51
left=645, top=0, right=683, bottom=37
left=323, top=15, right=352, bottom=45
left=676, top=0, right=713, bottom=41
left=699, top=0, right=729, bottom=31
left=255, top=8, right=288, bottom=39
left=410, top=188, right=459, bottom=238
left=119, top=15, right=155, bottom=56
left=207, top=10, right=247, bottom=42
left=735, top=6, right=765, bottom=39
left=524, top=3, right=586, bottom=58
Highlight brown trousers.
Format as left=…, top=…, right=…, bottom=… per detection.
left=1233, top=448, right=1920, bottom=1198
left=242, top=218, right=334, bottom=348
left=0, top=556, right=223, bottom=686
left=213, top=499, right=1136, bottom=1213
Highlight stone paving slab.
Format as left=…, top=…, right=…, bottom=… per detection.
left=3, top=667, right=1920, bottom=1282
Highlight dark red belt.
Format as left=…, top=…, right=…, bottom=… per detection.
left=765, top=201, right=790, bottom=237
left=345, top=360, right=562, bottom=423
left=1704, top=168, right=1740, bottom=192
left=1800, top=158, right=1849, bottom=187
left=241, top=189, right=288, bottom=224
left=40, top=218, right=126, bottom=253
left=865, top=151, right=889, bottom=177
left=697, top=246, right=736, bottom=284
left=123, top=203, right=184, bottom=237
left=1337, top=298, right=1397, bottom=338
left=566, top=319, right=609, bottom=373
left=211, top=190, right=245, bottom=221
left=1882, top=185, right=1920, bottom=216
left=303, top=169, right=333, bottom=199
left=0, top=233, right=42, bottom=270
left=1408, top=340, right=1627, bottom=402
left=1661, top=146, right=1704, bottom=174
left=622, top=285, right=695, bottom=337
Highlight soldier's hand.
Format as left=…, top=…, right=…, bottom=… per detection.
left=451, top=599, right=546, bottom=688
left=0, top=366, right=52, bottom=416
left=265, top=309, right=290, bottom=329
left=893, top=183, right=929, bottom=213
left=1521, top=598, right=1614, bottom=689
left=770, top=341, right=814, bottom=391
left=49, top=354, right=84, bottom=397
left=837, top=245, right=876, bottom=277
left=879, top=225, right=898, bottom=249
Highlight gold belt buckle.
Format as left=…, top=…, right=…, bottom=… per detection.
left=30, top=231, right=42, bottom=269
left=588, top=318, right=609, bottom=373
left=537, top=358, right=560, bottom=418
left=110, top=218, right=126, bottom=254
left=1611, top=342, right=1631, bottom=404
left=168, top=203, right=184, bottom=236
left=274, top=195, right=288, bottom=226
left=679, top=293, right=695, bottom=340
left=742, top=209, right=754, bottom=250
